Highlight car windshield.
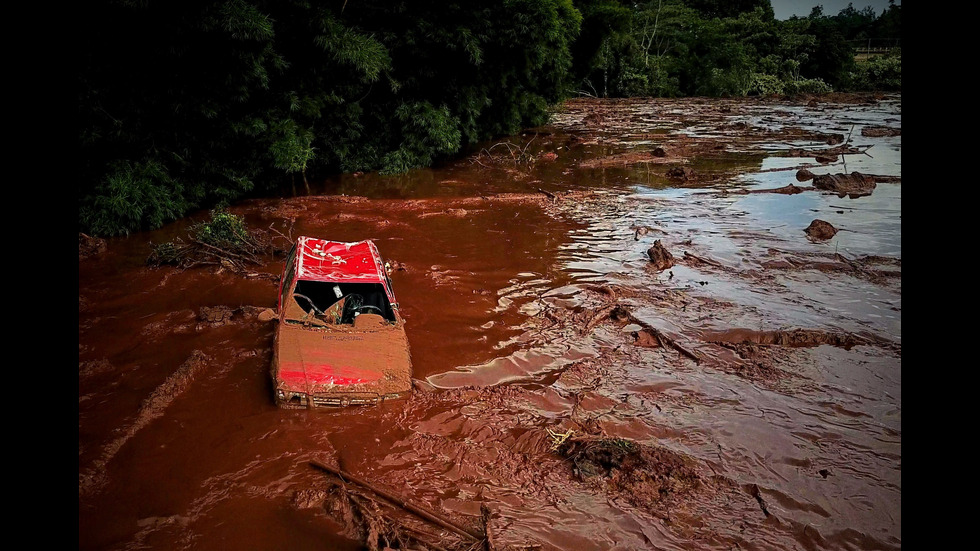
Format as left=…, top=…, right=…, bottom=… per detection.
left=285, top=280, right=395, bottom=325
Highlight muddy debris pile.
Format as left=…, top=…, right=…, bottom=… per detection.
left=804, top=219, right=838, bottom=241
left=666, top=166, right=697, bottom=181
left=783, top=142, right=866, bottom=160
left=79, top=232, right=107, bottom=260
left=796, top=168, right=815, bottom=182
left=305, top=460, right=533, bottom=551
left=761, top=252, right=901, bottom=285
left=197, top=305, right=273, bottom=327
left=708, top=328, right=869, bottom=350
left=647, top=240, right=675, bottom=271
left=861, top=126, right=901, bottom=137
left=577, top=149, right=675, bottom=169
left=557, top=437, right=703, bottom=518
left=198, top=306, right=235, bottom=326
left=812, top=172, right=877, bottom=198
left=147, top=210, right=290, bottom=276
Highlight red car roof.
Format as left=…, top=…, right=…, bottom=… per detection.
left=293, top=237, right=395, bottom=301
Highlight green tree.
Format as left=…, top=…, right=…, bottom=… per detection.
left=80, top=0, right=582, bottom=236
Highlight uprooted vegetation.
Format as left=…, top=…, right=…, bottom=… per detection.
left=304, top=460, right=535, bottom=551
left=470, top=136, right=544, bottom=167
left=554, top=436, right=705, bottom=519
left=79, top=233, right=107, bottom=260
left=146, top=209, right=291, bottom=274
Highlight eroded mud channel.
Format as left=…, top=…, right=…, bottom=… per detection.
left=79, top=94, right=901, bottom=550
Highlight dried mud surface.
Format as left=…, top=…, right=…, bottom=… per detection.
left=80, top=94, right=901, bottom=551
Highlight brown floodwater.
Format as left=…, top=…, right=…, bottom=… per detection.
left=79, top=94, right=901, bottom=550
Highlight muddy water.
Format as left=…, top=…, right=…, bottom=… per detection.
left=79, top=94, right=901, bottom=550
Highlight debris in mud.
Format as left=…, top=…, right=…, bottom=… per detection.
left=749, top=484, right=774, bottom=519
left=863, top=173, right=902, bottom=183
left=198, top=306, right=234, bottom=326
left=706, top=328, right=869, bottom=350
left=804, top=219, right=838, bottom=241
left=578, top=300, right=702, bottom=364
left=578, top=150, right=676, bottom=169
left=783, top=142, right=867, bottom=160
left=818, top=469, right=832, bottom=479
left=147, top=209, right=291, bottom=275
left=761, top=251, right=901, bottom=285
left=812, top=171, right=877, bottom=198
left=79, top=232, right=107, bottom=260
left=721, top=183, right=812, bottom=196
left=309, top=460, right=491, bottom=551
left=585, top=284, right=617, bottom=300
left=546, top=427, right=577, bottom=450
left=682, top=252, right=725, bottom=268
left=386, top=259, right=408, bottom=273
left=471, top=139, right=539, bottom=166
left=666, top=166, right=697, bottom=181
left=578, top=304, right=631, bottom=336
left=796, top=168, right=815, bottom=182
left=861, top=126, right=901, bottom=137
left=196, top=305, right=273, bottom=326
left=632, top=224, right=664, bottom=240
left=647, top=240, right=675, bottom=271
left=292, top=488, right=329, bottom=510
left=556, top=437, right=702, bottom=517
left=633, top=329, right=662, bottom=348
left=584, top=109, right=604, bottom=127
left=759, top=183, right=809, bottom=195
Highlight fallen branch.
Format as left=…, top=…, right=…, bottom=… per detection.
left=617, top=304, right=702, bottom=364
left=310, top=460, right=483, bottom=541
left=536, top=187, right=558, bottom=200
left=654, top=330, right=702, bottom=364
left=580, top=304, right=618, bottom=335
left=682, top=252, right=724, bottom=268
left=480, top=504, right=496, bottom=551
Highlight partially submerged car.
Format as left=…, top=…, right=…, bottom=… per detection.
left=272, top=237, right=413, bottom=408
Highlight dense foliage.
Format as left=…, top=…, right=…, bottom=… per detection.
left=571, top=0, right=901, bottom=98
left=80, top=0, right=581, bottom=236
left=79, top=1, right=900, bottom=236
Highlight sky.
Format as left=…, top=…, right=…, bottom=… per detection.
left=770, top=0, right=900, bottom=19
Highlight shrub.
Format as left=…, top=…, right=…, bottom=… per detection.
left=78, top=159, right=189, bottom=237
left=849, top=51, right=901, bottom=91
left=191, top=209, right=251, bottom=250
left=748, top=73, right=785, bottom=96
left=784, top=77, right=833, bottom=95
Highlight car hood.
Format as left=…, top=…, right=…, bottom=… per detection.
left=275, top=322, right=413, bottom=395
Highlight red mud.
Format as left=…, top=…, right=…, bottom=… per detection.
left=80, top=94, right=901, bottom=551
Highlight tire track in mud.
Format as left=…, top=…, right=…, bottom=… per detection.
left=79, top=350, right=211, bottom=497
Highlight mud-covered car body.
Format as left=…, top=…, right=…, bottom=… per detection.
left=272, top=237, right=413, bottom=408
